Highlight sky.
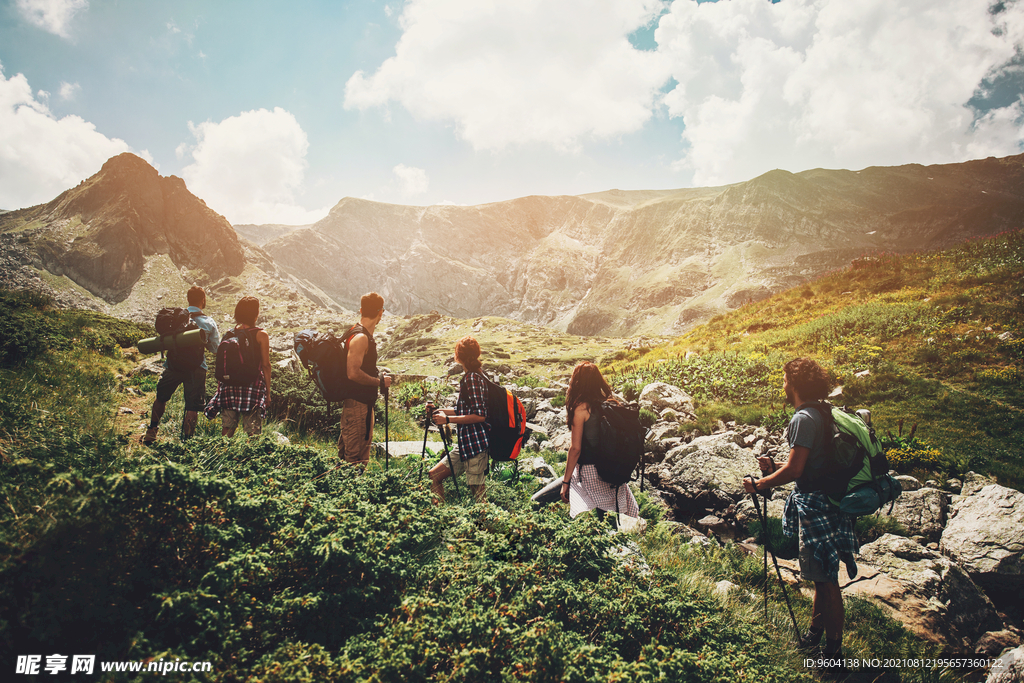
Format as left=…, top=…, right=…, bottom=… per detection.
left=2, top=0, right=1024, bottom=225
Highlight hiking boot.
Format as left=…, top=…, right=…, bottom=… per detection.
left=141, top=426, right=158, bottom=446
left=797, top=628, right=824, bottom=651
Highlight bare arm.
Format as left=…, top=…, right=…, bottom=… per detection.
left=257, top=329, right=271, bottom=398
left=743, top=446, right=810, bottom=493
left=561, top=403, right=590, bottom=502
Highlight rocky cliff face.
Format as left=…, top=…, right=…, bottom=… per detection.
left=0, top=153, right=246, bottom=302
left=264, top=154, right=1024, bottom=336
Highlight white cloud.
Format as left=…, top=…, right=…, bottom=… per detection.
left=0, top=64, right=147, bottom=210
left=345, top=0, right=670, bottom=152
left=178, top=107, right=330, bottom=225
left=16, top=0, right=88, bottom=39
left=58, top=81, right=80, bottom=100
left=393, top=163, right=429, bottom=196
left=656, top=0, right=1024, bottom=185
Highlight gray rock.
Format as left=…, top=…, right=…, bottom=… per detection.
left=447, top=363, right=464, bottom=376
left=963, top=471, right=998, bottom=497
left=733, top=496, right=786, bottom=531
left=987, top=645, right=1024, bottom=683
left=518, top=456, right=557, bottom=479
left=941, top=484, right=1024, bottom=591
left=858, top=534, right=1002, bottom=651
left=894, top=475, right=922, bottom=492
left=976, top=631, right=1021, bottom=657
left=659, top=408, right=680, bottom=422
left=648, top=421, right=680, bottom=442
left=648, top=432, right=756, bottom=513
left=891, top=488, right=948, bottom=541
left=947, top=478, right=963, bottom=494
left=639, top=382, right=695, bottom=416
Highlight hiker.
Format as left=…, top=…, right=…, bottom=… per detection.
left=337, top=292, right=391, bottom=467
left=742, top=357, right=857, bottom=660
left=428, top=336, right=489, bottom=503
left=204, top=296, right=271, bottom=437
left=142, top=286, right=220, bottom=445
left=560, top=361, right=639, bottom=522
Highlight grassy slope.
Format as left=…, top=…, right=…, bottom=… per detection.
left=0, top=292, right=951, bottom=682
left=603, top=229, right=1024, bottom=489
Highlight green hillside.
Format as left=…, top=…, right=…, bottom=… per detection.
left=604, top=228, right=1024, bottom=489
left=0, top=289, right=955, bottom=682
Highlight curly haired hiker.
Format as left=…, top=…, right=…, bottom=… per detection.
left=742, top=358, right=857, bottom=662
left=428, top=336, right=489, bottom=503
left=560, top=361, right=639, bottom=523
left=205, top=297, right=271, bottom=437
left=142, top=286, right=219, bottom=445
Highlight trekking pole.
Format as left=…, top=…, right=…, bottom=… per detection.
left=745, top=475, right=801, bottom=643
left=438, top=419, right=460, bottom=495
left=419, top=404, right=433, bottom=481
left=382, top=374, right=390, bottom=471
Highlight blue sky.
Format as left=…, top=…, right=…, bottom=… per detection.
left=2, top=0, right=1024, bottom=224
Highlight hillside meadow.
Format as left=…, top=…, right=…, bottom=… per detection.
left=3, top=221, right=1020, bottom=683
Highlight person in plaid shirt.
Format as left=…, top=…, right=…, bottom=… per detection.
left=205, top=297, right=271, bottom=437
left=428, top=336, right=489, bottom=503
left=742, top=358, right=854, bottom=662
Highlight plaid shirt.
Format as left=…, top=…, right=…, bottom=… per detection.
left=456, top=371, right=489, bottom=460
left=783, top=490, right=859, bottom=582
left=205, top=372, right=268, bottom=419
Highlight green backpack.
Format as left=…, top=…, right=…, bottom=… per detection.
left=801, top=403, right=902, bottom=515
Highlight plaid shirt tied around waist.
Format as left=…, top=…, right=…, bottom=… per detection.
left=456, top=371, right=489, bottom=461
left=783, top=490, right=859, bottom=582
left=205, top=372, right=268, bottom=419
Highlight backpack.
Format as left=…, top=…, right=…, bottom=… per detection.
left=155, top=307, right=203, bottom=370
left=802, top=402, right=903, bottom=516
left=216, top=327, right=262, bottom=386
left=478, top=374, right=528, bottom=463
left=293, top=327, right=375, bottom=403
left=588, top=401, right=648, bottom=487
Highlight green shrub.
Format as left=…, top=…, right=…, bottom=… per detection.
left=855, top=515, right=908, bottom=544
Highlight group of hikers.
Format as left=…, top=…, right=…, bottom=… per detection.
left=142, top=286, right=853, bottom=662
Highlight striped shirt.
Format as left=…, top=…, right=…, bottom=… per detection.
left=456, top=371, right=489, bottom=460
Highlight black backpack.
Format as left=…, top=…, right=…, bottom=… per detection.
left=293, top=326, right=375, bottom=404
left=155, top=307, right=203, bottom=370
left=588, top=401, right=648, bottom=487
left=474, top=373, right=528, bottom=463
left=216, top=327, right=263, bottom=386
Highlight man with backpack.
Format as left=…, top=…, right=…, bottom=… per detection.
left=337, top=292, right=391, bottom=467
left=142, top=286, right=220, bottom=445
left=742, top=358, right=857, bottom=663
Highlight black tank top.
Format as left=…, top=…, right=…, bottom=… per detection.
left=344, top=324, right=379, bottom=405
left=577, top=405, right=601, bottom=465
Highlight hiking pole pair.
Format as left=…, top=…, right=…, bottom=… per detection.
left=420, top=403, right=460, bottom=494
left=744, top=475, right=801, bottom=643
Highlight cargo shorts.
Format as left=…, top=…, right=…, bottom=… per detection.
left=434, top=448, right=489, bottom=486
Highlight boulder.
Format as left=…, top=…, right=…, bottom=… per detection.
left=894, top=475, right=922, bottom=492
left=962, top=471, right=998, bottom=497
left=890, top=488, right=948, bottom=541
left=941, top=484, right=1024, bottom=593
left=647, top=421, right=680, bottom=442
left=987, top=645, right=1024, bottom=683
left=517, top=456, right=557, bottom=480
left=639, top=382, right=695, bottom=417
left=734, top=496, right=786, bottom=531
left=857, top=534, right=1002, bottom=651
left=976, top=631, right=1022, bottom=657
left=647, top=432, right=754, bottom=513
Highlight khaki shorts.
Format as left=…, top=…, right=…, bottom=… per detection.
left=222, top=409, right=262, bottom=436
left=338, top=399, right=374, bottom=465
left=799, top=527, right=835, bottom=584
left=435, top=448, right=488, bottom=486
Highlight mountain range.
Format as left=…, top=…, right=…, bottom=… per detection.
left=3, top=152, right=1024, bottom=335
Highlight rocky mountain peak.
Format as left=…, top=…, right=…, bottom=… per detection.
left=0, top=153, right=246, bottom=303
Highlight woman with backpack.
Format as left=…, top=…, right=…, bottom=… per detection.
left=560, top=361, right=639, bottom=525
left=205, top=296, right=272, bottom=437
left=428, top=336, right=489, bottom=503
